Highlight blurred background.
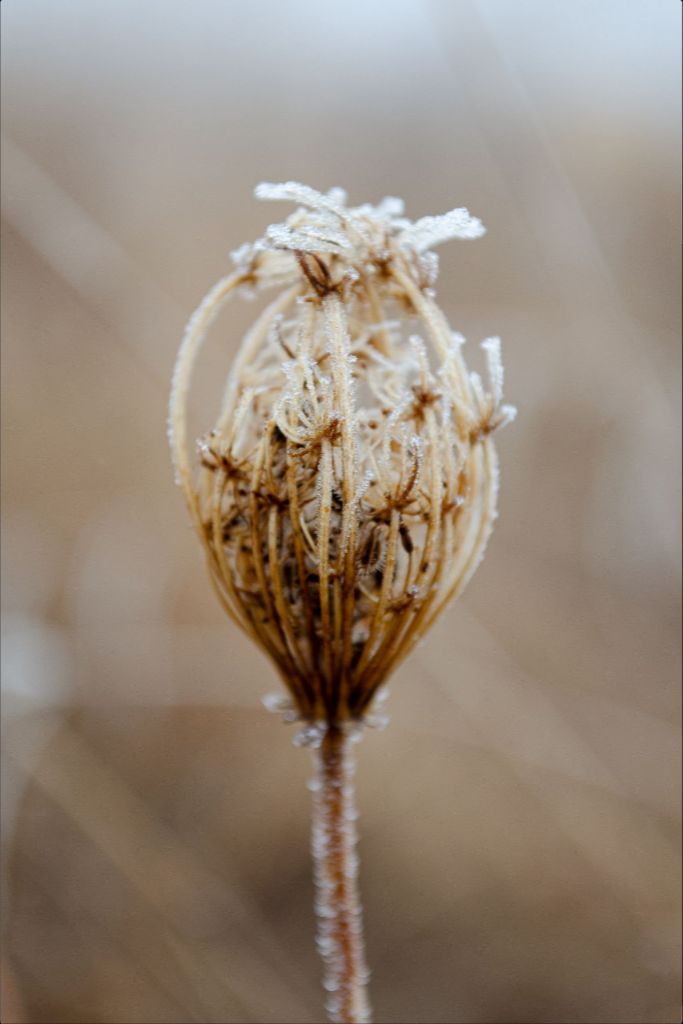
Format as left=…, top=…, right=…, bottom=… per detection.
left=1, top=1, right=681, bottom=1022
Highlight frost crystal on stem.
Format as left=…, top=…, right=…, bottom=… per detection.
left=311, top=727, right=370, bottom=1024
left=169, top=182, right=514, bottom=1023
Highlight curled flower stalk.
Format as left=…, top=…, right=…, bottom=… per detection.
left=169, top=182, right=515, bottom=1023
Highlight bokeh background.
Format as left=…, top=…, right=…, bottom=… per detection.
left=2, top=2, right=681, bottom=1022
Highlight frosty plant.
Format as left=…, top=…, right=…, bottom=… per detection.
left=169, top=182, right=515, bottom=1024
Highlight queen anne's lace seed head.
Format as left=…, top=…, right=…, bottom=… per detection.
left=169, top=182, right=514, bottom=725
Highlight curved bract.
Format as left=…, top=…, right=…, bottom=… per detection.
left=169, top=182, right=515, bottom=725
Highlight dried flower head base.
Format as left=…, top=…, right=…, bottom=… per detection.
left=169, top=182, right=514, bottom=1023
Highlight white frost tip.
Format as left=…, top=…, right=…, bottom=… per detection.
left=326, top=186, right=348, bottom=206
left=262, top=691, right=292, bottom=713
left=239, top=181, right=486, bottom=293
left=481, top=336, right=503, bottom=404
left=480, top=335, right=502, bottom=355
left=364, top=712, right=390, bottom=731
left=293, top=723, right=326, bottom=748
left=376, top=196, right=405, bottom=217
left=398, top=207, right=486, bottom=252
left=498, top=404, right=517, bottom=427
left=255, top=181, right=345, bottom=215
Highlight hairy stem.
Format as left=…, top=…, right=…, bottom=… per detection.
left=311, top=727, right=371, bottom=1024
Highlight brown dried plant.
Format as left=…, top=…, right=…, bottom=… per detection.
left=169, top=182, right=515, bottom=1023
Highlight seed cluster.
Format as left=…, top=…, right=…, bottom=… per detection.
left=169, top=183, right=515, bottom=725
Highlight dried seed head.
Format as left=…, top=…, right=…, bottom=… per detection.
left=169, top=183, right=514, bottom=725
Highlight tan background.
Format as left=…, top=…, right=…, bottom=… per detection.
left=1, top=1, right=681, bottom=1022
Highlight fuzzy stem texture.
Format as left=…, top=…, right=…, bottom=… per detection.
left=311, top=727, right=370, bottom=1024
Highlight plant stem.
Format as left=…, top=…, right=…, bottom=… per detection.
left=311, top=725, right=371, bottom=1024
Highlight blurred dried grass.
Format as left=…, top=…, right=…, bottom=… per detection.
left=1, top=1, right=681, bottom=1022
